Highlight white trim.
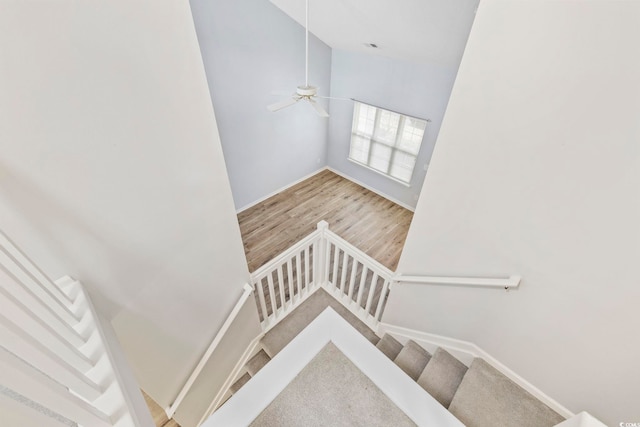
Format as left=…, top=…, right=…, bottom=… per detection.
left=326, top=166, right=416, bottom=212
left=347, top=157, right=412, bottom=187
left=202, top=308, right=463, bottom=427
left=165, top=283, right=254, bottom=418
left=237, top=166, right=416, bottom=214
left=554, top=412, right=608, bottom=427
left=377, top=322, right=574, bottom=420
left=236, top=167, right=327, bottom=213
left=196, top=333, right=265, bottom=426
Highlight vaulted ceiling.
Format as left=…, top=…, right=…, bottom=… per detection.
left=270, top=0, right=479, bottom=67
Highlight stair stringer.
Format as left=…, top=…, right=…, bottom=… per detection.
left=377, top=322, right=574, bottom=420
left=195, top=332, right=264, bottom=425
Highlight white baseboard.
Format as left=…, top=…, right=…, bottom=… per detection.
left=377, top=322, right=574, bottom=420
left=236, top=167, right=327, bottom=214
left=326, top=167, right=416, bottom=212
left=197, top=332, right=265, bottom=426
left=236, top=166, right=416, bottom=214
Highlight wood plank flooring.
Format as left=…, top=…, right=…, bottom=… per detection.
left=143, top=391, right=180, bottom=427
left=238, top=169, right=414, bottom=273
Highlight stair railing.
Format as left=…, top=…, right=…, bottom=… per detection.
left=250, top=221, right=523, bottom=334
left=250, top=221, right=394, bottom=332
left=0, top=230, right=151, bottom=427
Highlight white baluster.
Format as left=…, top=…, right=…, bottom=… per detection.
left=364, top=273, right=379, bottom=315
left=347, top=260, right=359, bottom=302
left=266, top=273, right=277, bottom=319
left=304, top=247, right=310, bottom=293
left=276, top=265, right=286, bottom=310
left=374, top=279, right=390, bottom=321
left=295, top=252, right=303, bottom=301
left=331, top=246, right=340, bottom=290
left=286, top=259, right=294, bottom=307
left=339, top=251, right=349, bottom=295
left=255, top=278, right=269, bottom=326
left=356, top=266, right=369, bottom=307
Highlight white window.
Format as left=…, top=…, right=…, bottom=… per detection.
left=348, top=101, right=427, bottom=185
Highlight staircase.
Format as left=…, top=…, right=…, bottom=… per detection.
left=375, top=335, right=565, bottom=427
left=0, top=230, right=153, bottom=427
left=224, top=288, right=565, bottom=427
left=174, top=221, right=604, bottom=426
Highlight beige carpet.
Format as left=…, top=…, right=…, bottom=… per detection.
left=250, top=342, right=416, bottom=427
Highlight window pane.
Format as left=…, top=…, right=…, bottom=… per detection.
left=370, top=143, right=392, bottom=173
left=390, top=151, right=417, bottom=183
left=397, top=117, right=426, bottom=154
left=373, top=110, right=400, bottom=145
left=349, top=134, right=370, bottom=164
left=354, top=102, right=376, bottom=136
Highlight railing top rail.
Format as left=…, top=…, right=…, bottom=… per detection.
left=250, top=230, right=322, bottom=280
left=323, top=229, right=394, bottom=278
left=393, top=274, right=521, bottom=290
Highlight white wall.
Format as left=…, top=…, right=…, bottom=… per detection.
left=0, top=0, right=255, bottom=408
left=326, top=50, right=459, bottom=209
left=189, top=0, right=332, bottom=211
left=384, top=1, right=640, bottom=425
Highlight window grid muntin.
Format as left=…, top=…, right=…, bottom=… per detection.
left=349, top=101, right=426, bottom=184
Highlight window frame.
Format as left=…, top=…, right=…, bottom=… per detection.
left=348, top=101, right=427, bottom=187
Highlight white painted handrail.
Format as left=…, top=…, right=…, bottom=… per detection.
left=166, top=283, right=254, bottom=419
left=394, top=274, right=521, bottom=290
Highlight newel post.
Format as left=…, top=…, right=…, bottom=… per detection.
left=316, top=221, right=329, bottom=286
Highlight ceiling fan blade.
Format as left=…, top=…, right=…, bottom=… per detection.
left=307, top=99, right=329, bottom=117
left=317, top=95, right=353, bottom=101
left=270, top=90, right=294, bottom=97
left=267, top=97, right=299, bottom=112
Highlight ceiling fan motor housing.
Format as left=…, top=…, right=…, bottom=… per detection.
left=296, top=85, right=318, bottom=97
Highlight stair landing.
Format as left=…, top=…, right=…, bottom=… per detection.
left=261, top=288, right=379, bottom=358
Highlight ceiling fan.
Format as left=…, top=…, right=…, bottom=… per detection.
left=267, top=0, right=330, bottom=117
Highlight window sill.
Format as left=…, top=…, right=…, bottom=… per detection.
left=347, top=158, right=412, bottom=188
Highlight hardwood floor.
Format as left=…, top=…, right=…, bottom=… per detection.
left=143, top=391, right=181, bottom=427
left=238, top=169, right=414, bottom=273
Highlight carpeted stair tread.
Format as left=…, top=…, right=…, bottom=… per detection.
left=393, top=340, right=431, bottom=380
left=449, top=358, right=565, bottom=427
left=229, top=372, right=251, bottom=395
left=417, top=347, right=468, bottom=408
left=375, top=334, right=403, bottom=361
left=261, top=289, right=380, bottom=358
left=246, top=349, right=271, bottom=377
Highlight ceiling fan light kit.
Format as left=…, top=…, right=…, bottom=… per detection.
left=267, top=0, right=331, bottom=117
